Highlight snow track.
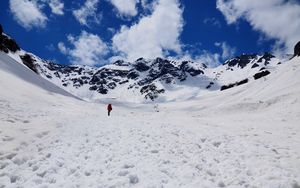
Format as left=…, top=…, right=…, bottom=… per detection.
left=1, top=104, right=299, bottom=187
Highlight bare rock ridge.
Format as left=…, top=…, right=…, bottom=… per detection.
left=0, top=25, right=20, bottom=53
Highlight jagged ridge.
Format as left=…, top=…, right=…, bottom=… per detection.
left=1, top=26, right=290, bottom=102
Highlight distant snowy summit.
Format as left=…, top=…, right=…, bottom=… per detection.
left=1, top=26, right=298, bottom=102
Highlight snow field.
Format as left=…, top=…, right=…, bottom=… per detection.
left=0, top=53, right=300, bottom=187
left=1, top=102, right=299, bottom=187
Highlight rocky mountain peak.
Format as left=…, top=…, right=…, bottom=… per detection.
left=224, top=52, right=275, bottom=69
left=0, top=27, right=284, bottom=102
left=0, top=27, right=20, bottom=53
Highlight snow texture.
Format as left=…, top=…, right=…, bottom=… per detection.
left=0, top=52, right=300, bottom=187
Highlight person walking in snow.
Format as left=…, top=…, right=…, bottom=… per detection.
left=107, top=103, right=112, bottom=116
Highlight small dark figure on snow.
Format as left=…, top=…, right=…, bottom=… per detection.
left=107, top=104, right=112, bottom=116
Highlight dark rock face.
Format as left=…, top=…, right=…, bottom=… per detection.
left=295, top=41, right=300, bottom=56
left=127, top=71, right=139, bottom=79
left=85, top=68, right=139, bottom=94
left=140, top=84, right=165, bottom=101
left=89, top=85, right=97, bottom=90
left=135, top=62, right=149, bottom=72
left=144, top=58, right=205, bottom=85
left=0, top=25, right=20, bottom=53
left=113, top=60, right=129, bottom=66
left=134, top=58, right=150, bottom=72
left=181, top=61, right=204, bottom=76
left=224, top=54, right=257, bottom=68
left=251, top=63, right=259, bottom=68
left=206, top=82, right=214, bottom=89
left=220, top=78, right=249, bottom=91
left=253, top=70, right=270, bottom=80
left=107, top=82, right=117, bottom=89
left=124, top=58, right=206, bottom=96
left=0, top=35, right=20, bottom=53
left=236, top=78, right=248, bottom=86
left=257, top=53, right=275, bottom=66
left=20, top=54, right=38, bottom=74
left=220, top=83, right=235, bottom=91
left=97, top=86, right=108, bottom=94
left=225, top=53, right=275, bottom=69
left=160, top=74, right=174, bottom=84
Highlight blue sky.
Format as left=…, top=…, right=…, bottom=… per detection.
left=1, top=0, right=299, bottom=67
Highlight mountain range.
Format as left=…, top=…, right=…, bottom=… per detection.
left=0, top=26, right=299, bottom=103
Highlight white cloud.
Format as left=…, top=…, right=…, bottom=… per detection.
left=140, top=0, right=157, bottom=13
left=177, top=52, right=221, bottom=68
left=58, top=42, right=67, bottom=53
left=9, top=0, right=48, bottom=29
left=195, top=52, right=221, bottom=68
left=73, top=0, right=101, bottom=26
left=112, top=0, right=184, bottom=61
left=48, top=0, right=64, bottom=15
left=141, top=0, right=151, bottom=9
left=216, top=0, right=300, bottom=54
left=109, top=0, right=138, bottom=17
left=177, top=41, right=236, bottom=67
left=215, top=41, right=236, bottom=60
left=58, top=31, right=109, bottom=66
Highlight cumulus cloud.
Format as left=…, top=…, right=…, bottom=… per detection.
left=112, top=0, right=184, bottom=61
left=195, top=53, right=221, bottom=67
left=58, top=31, right=109, bottom=66
left=177, top=52, right=221, bottom=68
left=57, top=42, right=67, bottom=53
left=216, top=0, right=300, bottom=54
left=48, top=0, right=64, bottom=15
left=215, top=41, right=236, bottom=60
left=109, top=0, right=138, bottom=17
left=178, top=41, right=236, bottom=67
left=73, top=0, right=101, bottom=26
left=9, top=0, right=48, bottom=29
left=141, top=0, right=151, bottom=9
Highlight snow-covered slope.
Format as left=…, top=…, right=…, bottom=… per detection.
left=1, top=50, right=300, bottom=187
left=0, top=52, right=77, bottom=99
left=1, top=28, right=300, bottom=187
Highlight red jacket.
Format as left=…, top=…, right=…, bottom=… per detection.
left=107, top=104, right=112, bottom=111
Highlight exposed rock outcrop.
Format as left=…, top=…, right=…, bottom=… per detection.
left=20, top=54, right=38, bottom=74
left=0, top=25, right=20, bottom=53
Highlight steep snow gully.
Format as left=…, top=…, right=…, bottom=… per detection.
left=1, top=53, right=300, bottom=187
